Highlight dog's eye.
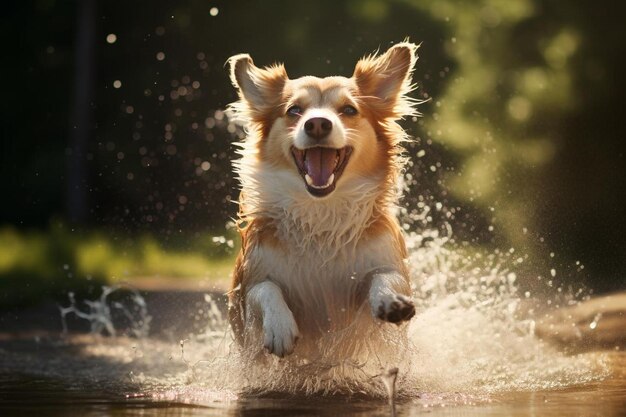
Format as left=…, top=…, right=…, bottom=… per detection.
left=340, top=105, right=358, bottom=116
left=286, top=105, right=303, bottom=117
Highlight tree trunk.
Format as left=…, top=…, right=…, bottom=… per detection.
left=67, top=0, right=97, bottom=224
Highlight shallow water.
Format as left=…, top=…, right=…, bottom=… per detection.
left=0, top=341, right=624, bottom=416
left=0, top=288, right=624, bottom=416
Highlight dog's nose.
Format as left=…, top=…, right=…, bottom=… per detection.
left=304, top=117, right=333, bottom=140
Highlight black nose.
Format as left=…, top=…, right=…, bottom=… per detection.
left=304, top=117, right=332, bottom=140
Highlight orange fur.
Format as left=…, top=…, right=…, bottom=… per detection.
left=227, top=43, right=420, bottom=359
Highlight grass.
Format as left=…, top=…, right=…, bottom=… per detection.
left=0, top=222, right=238, bottom=309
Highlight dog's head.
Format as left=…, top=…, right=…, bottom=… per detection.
left=228, top=43, right=418, bottom=199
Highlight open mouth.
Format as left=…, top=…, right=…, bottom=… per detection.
left=290, top=146, right=353, bottom=197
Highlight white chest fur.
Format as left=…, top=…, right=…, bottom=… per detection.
left=245, top=224, right=402, bottom=330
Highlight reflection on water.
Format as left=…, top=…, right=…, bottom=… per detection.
left=0, top=302, right=624, bottom=416
left=0, top=351, right=624, bottom=416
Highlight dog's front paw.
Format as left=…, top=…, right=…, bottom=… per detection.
left=262, top=311, right=300, bottom=357
left=374, top=294, right=415, bottom=324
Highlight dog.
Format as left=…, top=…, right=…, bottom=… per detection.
left=227, top=43, right=418, bottom=360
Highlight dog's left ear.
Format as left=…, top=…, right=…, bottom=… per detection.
left=353, top=42, right=418, bottom=117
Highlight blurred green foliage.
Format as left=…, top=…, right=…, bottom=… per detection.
left=403, top=0, right=626, bottom=290
left=410, top=0, right=578, bottom=247
left=0, top=223, right=237, bottom=308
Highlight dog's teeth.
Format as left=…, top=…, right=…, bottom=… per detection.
left=305, top=173, right=335, bottom=189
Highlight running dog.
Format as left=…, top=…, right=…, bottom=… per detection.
left=227, top=42, right=418, bottom=359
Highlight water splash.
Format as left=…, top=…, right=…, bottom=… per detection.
left=403, top=222, right=607, bottom=393
left=59, top=285, right=151, bottom=338
left=49, top=215, right=608, bottom=403
left=126, top=218, right=608, bottom=402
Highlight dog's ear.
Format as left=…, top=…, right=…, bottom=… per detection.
left=353, top=42, right=418, bottom=117
left=228, top=54, right=287, bottom=112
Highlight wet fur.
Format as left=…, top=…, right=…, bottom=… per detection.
left=227, top=43, right=420, bottom=359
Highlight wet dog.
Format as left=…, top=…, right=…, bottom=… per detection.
left=227, top=43, right=418, bottom=359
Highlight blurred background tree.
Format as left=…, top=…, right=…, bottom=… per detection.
left=405, top=0, right=626, bottom=292
left=0, top=0, right=624, bottom=302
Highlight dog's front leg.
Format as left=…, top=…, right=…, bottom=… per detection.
left=368, top=268, right=416, bottom=324
left=246, top=281, right=300, bottom=357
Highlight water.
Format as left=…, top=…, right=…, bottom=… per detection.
left=1, top=222, right=624, bottom=415
left=0, top=346, right=624, bottom=416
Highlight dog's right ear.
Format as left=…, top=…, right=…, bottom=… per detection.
left=228, top=54, right=287, bottom=113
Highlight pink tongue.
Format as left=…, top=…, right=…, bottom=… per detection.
left=305, top=148, right=338, bottom=186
